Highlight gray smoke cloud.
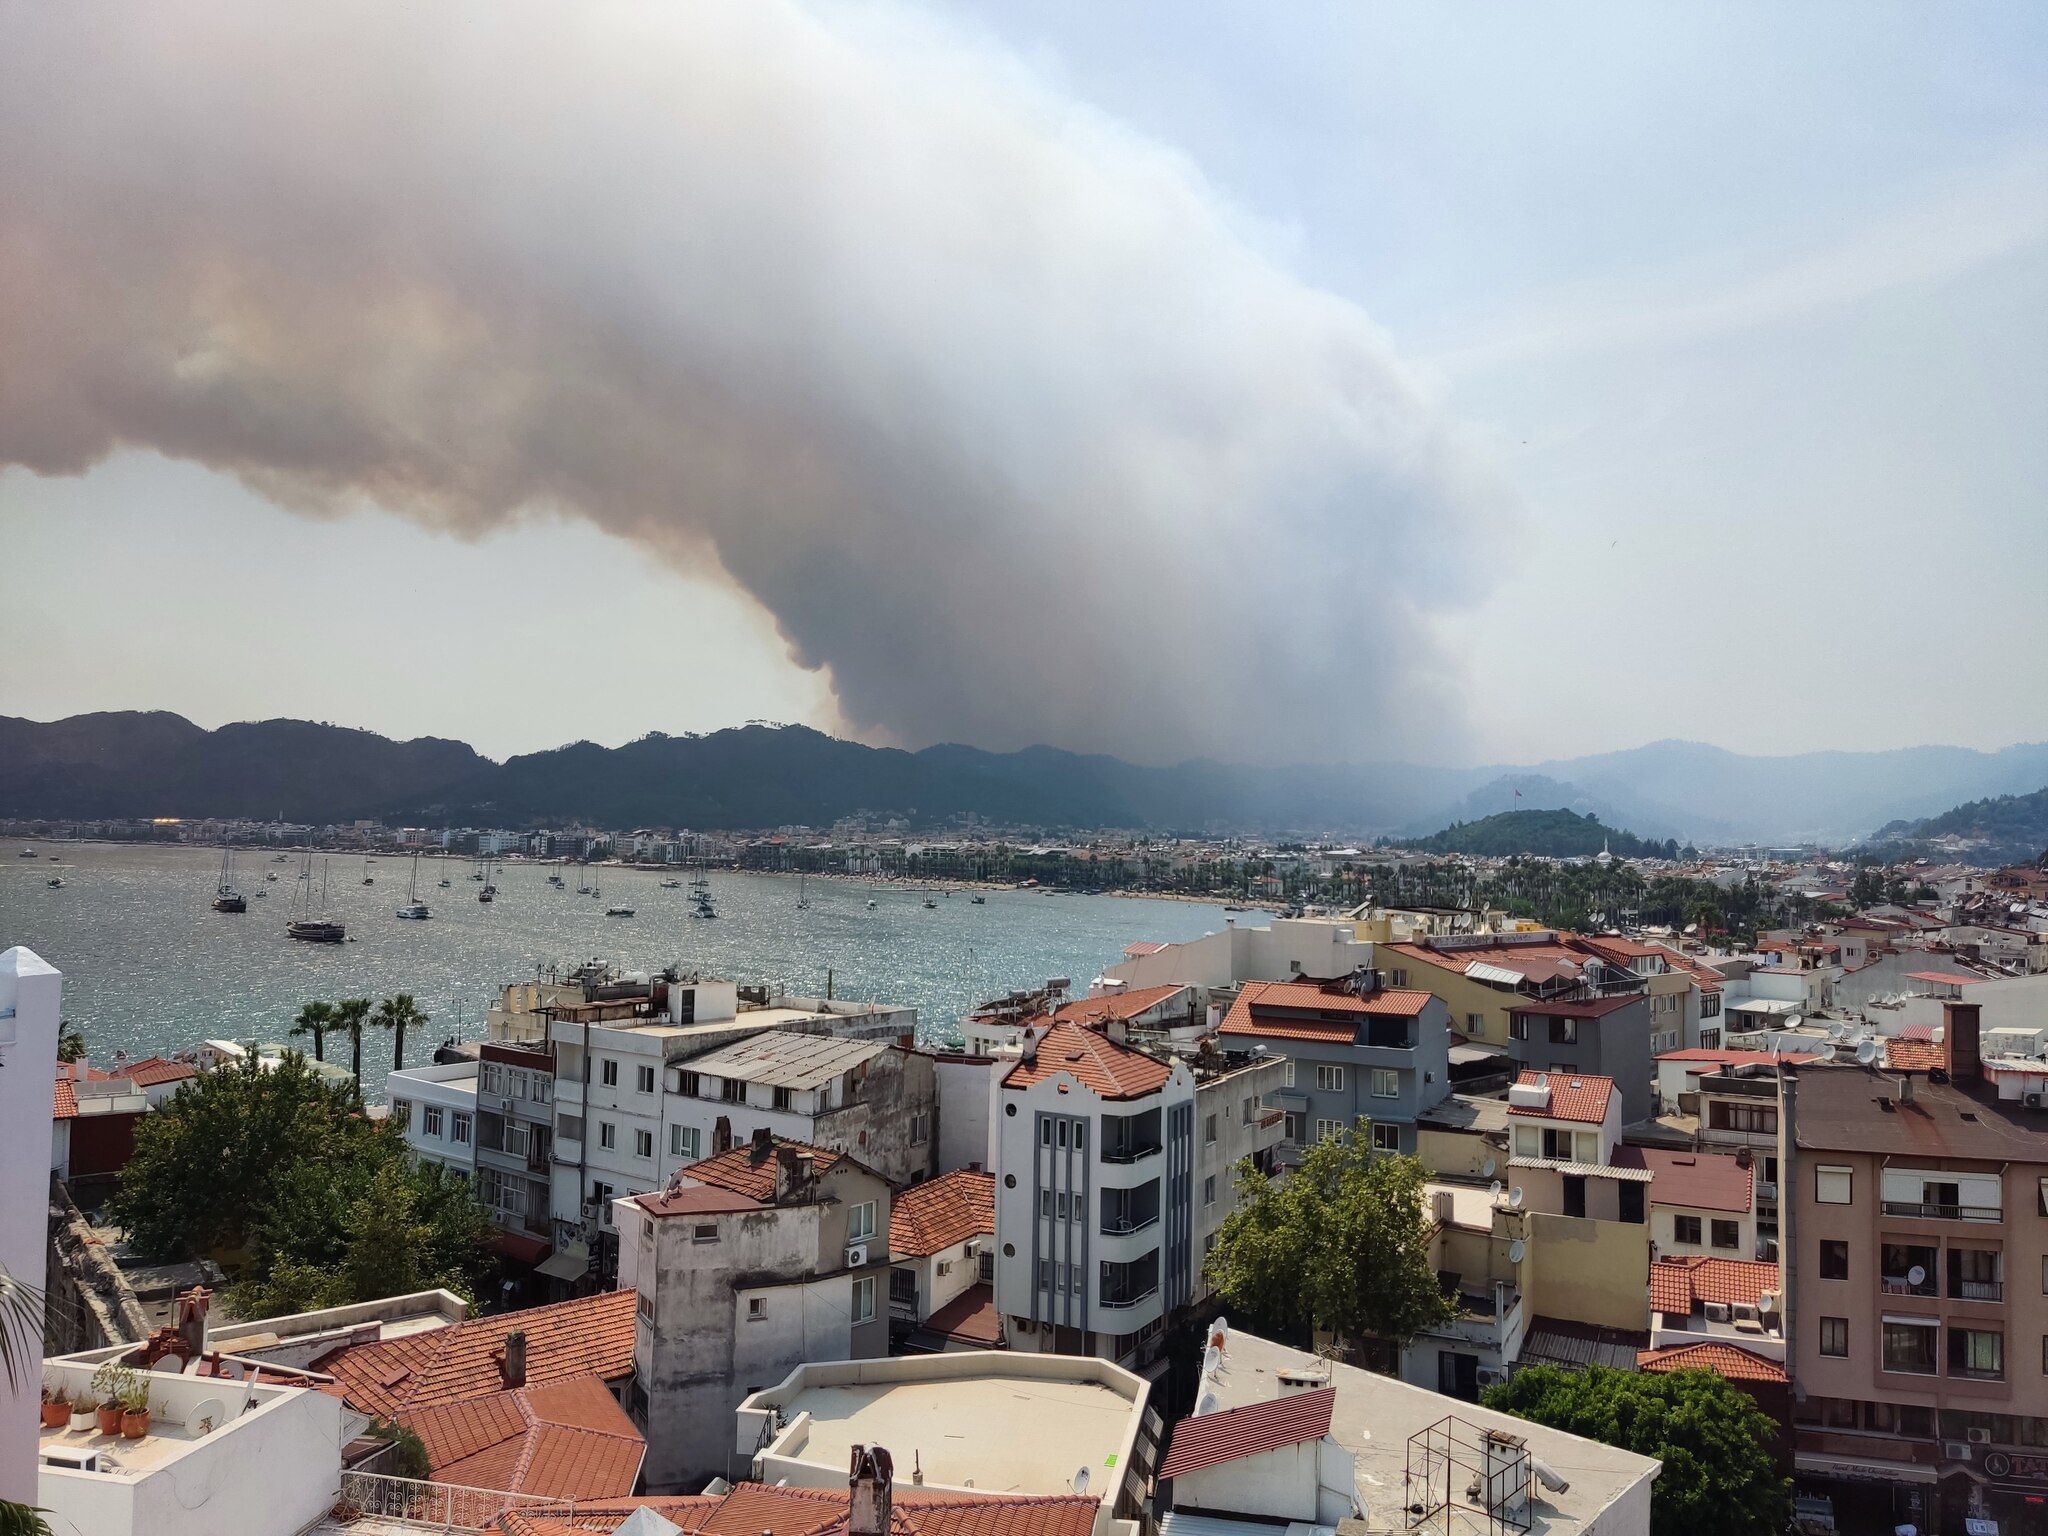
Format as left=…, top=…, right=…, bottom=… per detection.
left=0, top=1, right=1510, bottom=764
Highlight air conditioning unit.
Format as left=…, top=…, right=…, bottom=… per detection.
left=1704, top=1302, right=1731, bottom=1322
left=2027, top=1092, right=2043, bottom=1109
left=846, top=1243, right=869, bottom=1268
left=1944, top=1442, right=1974, bottom=1463
left=1968, top=1428, right=1993, bottom=1445
left=1476, top=1368, right=1506, bottom=1387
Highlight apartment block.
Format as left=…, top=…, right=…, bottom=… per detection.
left=472, top=1041, right=556, bottom=1259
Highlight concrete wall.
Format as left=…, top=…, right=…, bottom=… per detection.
left=1237, top=996, right=1453, bottom=1156
left=1173, top=1437, right=1323, bottom=1522
left=1193, top=1059, right=1286, bottom=1274
left=933, top=1054, right=997, bottom=1174
left=0, top=947, right=60, bottom=1504
left=1650, top=1199, right=1757, bottom=1264
left=1524, top=1211, right=1650, bottom=1333
left=1512, top=1000, right=1656, bottom=1121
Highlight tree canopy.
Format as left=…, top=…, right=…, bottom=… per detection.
left=1202, top=1122, right=1455, bottom=1349
left=1482, top=1365, right=1790, bottom=1536
left=1412, top=808, right=1678, bottom=861
left=110, top=1050, right=493, bottom=1317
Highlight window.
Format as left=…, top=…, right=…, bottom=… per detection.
left=748, top=1297, right=766, bottom=1320
left=592, top=1181, right=613, bottom=1224
left=677, top=1070, right=700, bottom=1097
left=1241, top=1096, right=1254, bottom=1124
left=1467, top=1013, right=1484, bottom=1036
left=1548, top=1017, right=1577, bottom=1045
left=847, top=1201, right=877, bottom=1243
left=601, top=1059, right=619, bottom=1088
left=636, top=1064, right=655, bottom=1094
left=1056, top=1192, right=1068, bottom=1220
left=1041, top=1120, right=1053, bottom=1146
left=670, top=1124, right=701, bottom=1160
left=1204, top=1114, right=1217, bottom=1144
left=721, top=1078, right=746, bottom=1104
left=560, top=1113, right=584, bottom=1143
left=1509, top=1015, right=1528, bottom=1041
left=1711, top=1219, right=1739, bottom=1251
left=1951, top=1329, right=2004, bottom=1381
left=533, top=1074, right=551, bottom=1105
left=1204, top=1233, right=1217, bottom=1254
left=599, top=1121, right=616, bottom=1150
left=1371, top=1069, right=1400, bottom=1099
left=1698, top=1027, right=1721, bottom=1049
left=635, top=1129, right=653, bottom=1159
left=1371, top=1122, right=1400, bottom=1152
left=1282, top=1060, right=1295, bottom=1088
left=1701, top=994, right=1721, bottom=1019
left=423, top=1104, right=444, bottom=1137
left=851, top=1275, right=875, bottom=1325
left=1037, top=1259, right=1052, bottom=1292
left=1039, top=1189, right=1052, bottom=1218
left=1673, top=1214, right=1702, bottom=1245
left=1815, top=1165, right=1853, bottom=1205
left=1820, top=1317, right=1848, bottom=1357
left=391, top=1097, right=412, bottom=1131
left=504, top=1122, right=530, bottom=1157
left=1315, top=1118, right=1343, bottom=1141
left=1203, top=1175, right=1216, bottom=1207
left=1283, top=1113, right=1302, bottom=1142
left=1618, top=1182, right=1645, bottom=1224
left=1820, top=1241, right=1849, bottom=1280
left=910, top=1113, right=929, bottom=1145
left=1708, top=1101, right=1777, bottom=1135
left=1883, top=1319, right=1939, bottom=1375
left=1390, top=969, right=1407, bottom=986
left=691, top=1222, right=718, bottom=1243
left=1315, top=1065, right=1344, bottom=1092
left=481, top=1063, right=501, bottom=1094
left=773, top=1086, right=794, bottom=1111
left=507, top=1069, right=529, bottom=1100
left=451, top=1112, right=472, bottom=1145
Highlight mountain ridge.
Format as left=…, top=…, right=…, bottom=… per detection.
left=3, top=711, right=2044, bottom=846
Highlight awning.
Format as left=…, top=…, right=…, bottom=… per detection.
left=1795, top=1453, right=1938, bottom=1486
left=492, top=1230, right=551, bottom=1267
left=535, top=1247, right=590, bottom=1283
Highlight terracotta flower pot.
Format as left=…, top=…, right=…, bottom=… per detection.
left=96, top=1403, right=123, bottom=1436
left=120, top=1408, right=151, bottom=1439
left=41, top=1399, right=71, bottom=1428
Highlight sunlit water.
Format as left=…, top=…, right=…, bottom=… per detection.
left=0, top=843, right=1243, bottom=1102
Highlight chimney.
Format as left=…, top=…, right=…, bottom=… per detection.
left=502, top=1329, right=528, bottom=1389
left=1899, top=1075, right=1914, bottom=1106
left=775, top=1144, right=814, bottom=1203
left=848, top=1444, right=894, bottom=1536
left=713, top=1116, right=733, bottom=1156
left=1944, top=1001, right=1982, bottom=1083
left=176, top=1286, right=212, bottom=1359
left=1432, top=1190, right=1455, bottom=1225
left=750, top=1126, right=775, bottom=1162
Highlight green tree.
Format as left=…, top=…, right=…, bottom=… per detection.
left=1203, top=1123, right=1454, bottom=1352
left=56, top=1024, right=85, bottom=1064
left=1483, top=1365, right=1789, bottom=1536
left=289, top=1000, right=335, bottom=1064
left=374, top=993, right=429, bottom=1073
left=335, top=996, right=373, bottom=1086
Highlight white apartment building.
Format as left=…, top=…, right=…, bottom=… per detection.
left=386, top=1059, right=479, bottom=1181
left=1, top=945, right=60, bottom=1504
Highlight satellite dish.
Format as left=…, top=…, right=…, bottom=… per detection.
left=1509, top=1239, right=1526, bottom=1264
left=1488, top=1180, right=1504, bottom=1201
left=184, top=1396, right=228, bottom=1436
left=1907, top=1265, right=1926, bottom=1287
left=1481, top=1158, right=1498, bottom=1179
left=1203, top=1345, right=1221, bottom=1376
left=1856, top=1039, right=1879, bottom=1066
left=1197, top=1392, right=1218, bottom=1416
left=1509, top=1187, right=1525, bottom=1210
left=1758, top=1292, right=1778, bottom=1313
left=1071, top=1467, right=1091, bottom=1495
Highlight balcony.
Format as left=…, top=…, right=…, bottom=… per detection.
left=1952, top=1280, right=2003, bottom=1302
left=1101, top=1107, right=1164, bottom=1165
left=1101, top=1181, right=1161, bottom=1237
left=1881, top=1274, right=1938, bottom=1298
left=1101, top=1139, right=1163, bottom=1165
left=1099, top=1283, right=1160, bottom=1310
left=1882, top=1200, right=2001, bottom=1223
left=1099, top=1252, right=1160, bottom=1310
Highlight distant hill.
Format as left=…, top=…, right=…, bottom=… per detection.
left=1407, top=807, right=1676, bottom=860
left=1865, top=785, right=2048, bottom=866
left=5, top=711, right=2047, bottom=843
left=0, top=712, right=488, bottom=822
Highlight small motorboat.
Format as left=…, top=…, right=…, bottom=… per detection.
left=605, top=906, right=635, bottom=918
left=923, top=896, right=938, bottom=910
left=971, top=894, right=986, bottom=904
left=396, top=901, right=432, bottom=920
left=46, top=877, right=65, bottom=888
left=659, top=878, right=681, bottom=889
left=867, top=899, right=878, bottom=910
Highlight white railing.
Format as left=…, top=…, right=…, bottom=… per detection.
left=334, top=1469, right=572, bottom=1531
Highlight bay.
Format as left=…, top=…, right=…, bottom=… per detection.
left=0, top=842, right=1243, bottom=1103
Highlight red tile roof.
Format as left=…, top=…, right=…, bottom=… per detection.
left=1002, top=1020, right=1172, bottom=1100
left=1657, top=951, right=1725, bottom=994
left=891, top=1169, right=994, bottom=1257
left=1628, top=1148, right=1753, bottom=1213
left=682, top=1138, right=844, bottom=1202
left=924, top=1282, right=1004, bottom=1347
left=1158, top=1386, right=1335, bottom=1479
left=123, top=1057, right=198, bottom=1087
left=52, top=1080, right=77, bottom=1120
left=313, top=1290, right=637, bottom=1417
left=1884, top=1040, right=1943, bottom=1071
left=1382, top=939, right=1595, bottom=989
left=1656, top=1048, right=1819, bottom=1066
left=634, top=1184, right=765, bottom=1218
left=1052, top=984, right=1191, bottom=1026
left=401, top=1374, right=644, bottom=1501
left=1216, top=980, right=1434, bottom=1042
left=1650, top=1256, right=1778, bottom=1314
left=1636, top=1342, right=1787, bottom=1383
left=494, top=1487, right=1100, bottom=1536
left=1906, top=969, right=1986, bottom=986
left=1505, top=1071, right=1614, bottom=1125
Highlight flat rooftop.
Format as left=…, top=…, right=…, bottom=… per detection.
left=1206, top=1331, right=1658, bottom=1534
left=743, top=1352, right=1148, bottom=1507
left=689, top=1030, right=886, bottom=1088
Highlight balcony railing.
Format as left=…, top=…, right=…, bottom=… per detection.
left=1881, top=1275, right=1938, bottom=1298
left=1099, top=1284, right=1159, bottom=1310
left=1100, top=1214, right=1160, bottom=1237
left=1101, top=1141, right=1162, bottom=1165
left=1881, top=1200, right=2002, bottom=1222
left=1953, top=1280, right=2003, bottom=1302
left=1951, top=1365, right=2004, bottom=1382
left=334, top=1470, right=569, bottom=1532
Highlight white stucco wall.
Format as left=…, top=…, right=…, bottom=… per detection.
left=934, top=1056, right=996, bottom=1173
left=0, top=947, right=60, bottom=1504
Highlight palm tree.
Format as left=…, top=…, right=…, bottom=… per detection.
left=289, top=1000, right=336, bottom=1063
left=374, top=994, right=429, bottom=1073
left=335, top=997, right=373, bottom=1085
left=0, top=1262, right=55, bottom=1531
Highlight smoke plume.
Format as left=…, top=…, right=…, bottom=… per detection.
left=0, top=1, right=1509, bottom=764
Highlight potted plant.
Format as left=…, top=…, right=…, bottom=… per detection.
left=90, top=1362, right=136, bottom=1436
left=70, top=1390, right=97, bottom=1431
left=118, top=1379, right=152, bottom=1439
left=40, top=1376, right=70, bottom=1429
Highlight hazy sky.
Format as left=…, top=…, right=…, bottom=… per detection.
left=3, top=2, right=2044, bottom=767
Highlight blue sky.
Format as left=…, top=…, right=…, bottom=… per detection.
left=2, top=2, right=2043, bottom=765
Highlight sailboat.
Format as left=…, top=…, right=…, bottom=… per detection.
left=212, top=847, right=247, bottom=913
left=796, top=872, right=811, bottom=910
left=692, top=874, right=719, bottom=920
left=361, top=858, right=375, bottom=886
left=479, top=860, right=497, bottom=903
left=288, top=854, right=346, bottom=943
left=397, top=851, right=432, bottom=919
